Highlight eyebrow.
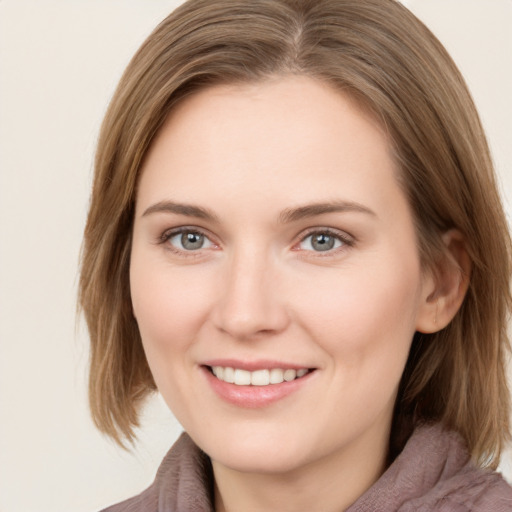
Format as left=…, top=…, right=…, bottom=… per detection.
left=142, top=201, right=220, bottom=222
left=278, top=201, right=376, bottom=223
left=142, top=200, right=376, bottom=223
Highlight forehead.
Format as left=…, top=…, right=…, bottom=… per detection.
left=136, top=76, right=401, bottom=219
left=150, top=76, right=388, bottom=161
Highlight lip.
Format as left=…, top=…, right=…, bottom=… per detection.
left=200, top=361, right=316, bottom=408
left=202, top=358, right=309, bottom=371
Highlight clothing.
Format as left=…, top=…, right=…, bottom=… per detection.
left=101, top=424, right=512, bottom=511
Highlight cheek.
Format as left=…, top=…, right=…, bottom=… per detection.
left=129, top=257, right=218, bottom=412
left=293, top=254, right=423, bottom=363
left=296, top=256, right=423, bottom=422
left=131, top=262, right=214, bottom=350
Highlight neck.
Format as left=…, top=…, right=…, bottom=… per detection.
left=212, top=425, right=390, bottom=512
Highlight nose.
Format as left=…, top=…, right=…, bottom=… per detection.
left=211, top=248, right=290, bottom=341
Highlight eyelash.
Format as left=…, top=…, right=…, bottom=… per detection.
left=295, top=228, right=354, bottom=256
left=157, top=226, right=354, bottom=257
left=158, top=226, right=217, bottom=258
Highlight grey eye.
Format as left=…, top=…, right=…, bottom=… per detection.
left=168, top=231, right=213, bottom=251
left=300, top=232, right=343, bottom=252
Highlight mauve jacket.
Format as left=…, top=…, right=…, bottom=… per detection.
left=101, top=424, right=512, bottom=511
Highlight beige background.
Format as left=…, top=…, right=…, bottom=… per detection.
left=0, top=1, right=511, bottom=511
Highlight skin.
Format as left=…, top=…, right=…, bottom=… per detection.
left=130, top=76, right=463, bottom=512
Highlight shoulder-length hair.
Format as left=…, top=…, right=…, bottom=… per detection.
left=79, top=0, right=511, bottom=467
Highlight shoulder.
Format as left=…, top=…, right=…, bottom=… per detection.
left=100, top=488, right=157, bottom=512
left=397, top=424, right=512, bottom=511
left=421, top=462, right=512, bottom=512
left=348, top=423, right=512, bottom=511
left=99, top=433, right=214, bottom=512
left=413, top=425, right=512, bottom=511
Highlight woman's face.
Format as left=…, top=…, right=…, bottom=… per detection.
left=130, top=76, right=433, bottom=475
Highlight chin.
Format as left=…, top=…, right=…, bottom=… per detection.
left=212, top=446, right=309, bottom=475
left=190, top=425, right=320, bottom=475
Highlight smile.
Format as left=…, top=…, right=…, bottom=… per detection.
left=210, top=366, right=310, bottom=386
left=202, top=363, right=316, bottom=408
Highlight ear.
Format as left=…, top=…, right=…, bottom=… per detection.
left=415, top=230, right=471, bottom=334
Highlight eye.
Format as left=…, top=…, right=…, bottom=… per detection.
left=165, top=229, right=214, bottom=251
left=298, top=230, right=350, bottom=252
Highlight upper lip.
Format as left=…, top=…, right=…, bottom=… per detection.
left=201, top=359, right=313, bottom=371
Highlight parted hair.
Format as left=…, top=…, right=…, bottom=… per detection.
left=79, top=0, right=511, bottom=467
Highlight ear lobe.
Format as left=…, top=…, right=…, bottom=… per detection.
left=416, top=230, right=471, bottom=334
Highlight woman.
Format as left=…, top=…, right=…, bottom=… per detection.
left=79, top=0, right=512, bottom=510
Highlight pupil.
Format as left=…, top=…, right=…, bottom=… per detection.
left=312, top=234, right=334, bottom=251
left=181, top=232, right=203, bottom=250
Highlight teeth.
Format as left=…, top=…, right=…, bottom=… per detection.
left=212, top=366, right=224, bottom=379
left=251, top=369, right=270, bottom=386
left=269, top=368, right=284, bottom=384
left=223, top=367, right=235, bottom=383
left=283, top=369, right=296, bottom=381
left=234, top=369, right=251, bottom=386
left=211, top=366, right=309, bottom=386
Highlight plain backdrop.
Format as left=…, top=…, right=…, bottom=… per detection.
left=0, top=1, right=511, bottom=511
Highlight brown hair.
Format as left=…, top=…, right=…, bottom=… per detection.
left=79, top=0, right=511, bottom=467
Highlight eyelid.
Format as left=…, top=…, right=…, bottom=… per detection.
left=157, top=225, right=219, bottom=256
left=155, top=225, right=354, bottom=257
left=294, top=227, right=355, bottom=254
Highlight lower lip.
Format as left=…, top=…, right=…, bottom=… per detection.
left=201, top=367, right=315, bottom=408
